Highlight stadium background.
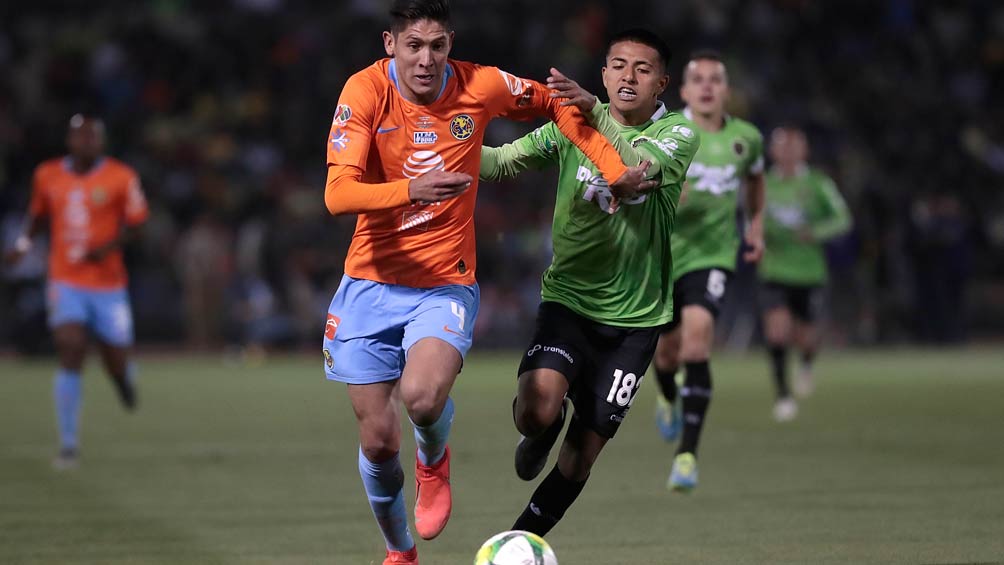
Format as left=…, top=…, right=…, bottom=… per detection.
left=2, top=0, right=1002, bottom=353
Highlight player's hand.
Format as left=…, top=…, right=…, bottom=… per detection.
left=408, top=170, right=473, bottom=203
left=679, top=180, right=691, bottom=205
left=610, top=161, right=657, bottom=200
left=546, top=68, right=597, bottom=113
left=743, top=219, right=765, bottom=263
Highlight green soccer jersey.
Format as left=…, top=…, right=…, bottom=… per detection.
left=480, top=103, right=700, bottom=327
left=671, top=109, right=764, bottom=280
left=760, top=165, right=852, bottom=286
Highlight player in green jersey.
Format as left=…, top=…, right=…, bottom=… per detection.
left=478, top=29, right=700, bottom=537
left=651, top=50, right=767, bottom=493
left=760, top=126, right=851, bottom=421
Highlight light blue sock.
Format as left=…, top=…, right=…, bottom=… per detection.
left=358, top=448, right=414, bottom=552
left=54, top=369, right=82, bottom=450
left=412, top=396, right=454, bottom=466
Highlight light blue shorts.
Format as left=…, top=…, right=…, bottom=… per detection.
left=47, top=282, right=134, bottom=347
left=322, top=275, right=480, bottom=384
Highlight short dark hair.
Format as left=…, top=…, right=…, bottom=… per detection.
left=607, top=28, right=672, bottom=71
left=390, top=0, right=451, bottom=34
left=690, top=48, right=723, bottom=62
left=683, top=49, right=726, bottom=82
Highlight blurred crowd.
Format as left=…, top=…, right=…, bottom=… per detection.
left=2, top=0, right=1002, bottom=353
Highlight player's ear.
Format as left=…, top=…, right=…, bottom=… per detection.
left=447, top=30, right=455, bottom=53
left=657, top=74, right=669, bottom=96
left=382, top=30, right=395, bottom=57
left=600, top=66, right=609, bottom=91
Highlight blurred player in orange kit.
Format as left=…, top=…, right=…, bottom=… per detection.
left=320, top=1, right=652, bottom=563
left=5, top=114, right=149, bottom=470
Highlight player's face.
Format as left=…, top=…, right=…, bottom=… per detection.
left=383, top=19, right=453, bottom=105
left=601, top=41, right=669, bottom=118
left=680, top=59, right=729, bottom=116
left=66, top=118, right=106, bottom=162
left=769, top=127, right=809, bottom=166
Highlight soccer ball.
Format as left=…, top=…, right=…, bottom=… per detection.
left=474, top=530, right=558, bottom=565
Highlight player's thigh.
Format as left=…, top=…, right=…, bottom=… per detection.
left=573, top=324, right=659, bottom=440
left=399, top=282, right=480, bottom=421
left=653, top=327, right=682, bottom=370
left=400, top=337, right=462, bottom=424
left=675, top=269, right=731, bottom=361
left=97, top=341, right=129, bottom=379
left=514, top=368, right=569, bottom=435
left=515, top=302, right=587, bottom=433
left=47, top=282, right=89, bottom=367
left=90, top=287, right=135, bottom=349
left=556, top=407, right=610, bottom=481
left=346, top=380, right=402, bottom=462
left=52, top=323, right=88, bottom=370
left=321, top=276, right=408, bottom=385
left=763, top=306, right=793, bottom=345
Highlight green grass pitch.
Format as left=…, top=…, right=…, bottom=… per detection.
left=1, top=348, right=1002, bottom=564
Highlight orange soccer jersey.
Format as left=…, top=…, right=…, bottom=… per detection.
left=29, top=157, right=149, bottom=289
left=325, top=58, right=628, bottom=288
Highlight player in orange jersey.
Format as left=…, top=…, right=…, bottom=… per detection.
left=5, top=114, right=149, bottom=470
left=320, top=2, right=652, bottom=563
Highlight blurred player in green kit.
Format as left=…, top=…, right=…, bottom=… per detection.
left=759, top=126, right=851, bottom=421
left=651, top=50, right=766, bottom=493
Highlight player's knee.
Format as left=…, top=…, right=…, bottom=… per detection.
left=360, top=442, right=398, bottom=464
left=514, top=399, right=558, bottom=438
left=654, top=339, right=680, bottom=371
left=403, top=393, right=443, bottom=427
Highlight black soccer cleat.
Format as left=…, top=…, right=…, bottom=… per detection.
left=515, top=397, right=569, bottom=481
left=112, top=377, right=138, bottom=412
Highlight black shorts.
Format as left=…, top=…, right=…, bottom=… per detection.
left=760, top=282, right=823, bottom=322
left=517, top=302, right=661, bottom=439
left=661, top=268, right=732, bottom=333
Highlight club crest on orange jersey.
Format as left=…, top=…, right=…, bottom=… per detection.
left=91, top=187, right=109, bottom=205
left=332, top=104, right=352, bottom=126
left=450, top=114, right=475, bottom=140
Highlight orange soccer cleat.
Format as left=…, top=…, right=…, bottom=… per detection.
left=383, top=546, right=419, bottom=565
left=414, top=446, right=452, bottom=540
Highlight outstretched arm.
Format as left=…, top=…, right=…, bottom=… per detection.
left=480, top=123, right=561, bottom=182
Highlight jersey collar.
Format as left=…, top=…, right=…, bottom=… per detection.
left=62, top=156, right=106, bottom=177
left=682, top=106, right=729, bottom=129
left=610, top=100, right=667, bottom=128
left=387, top=59, right=455, bottom=105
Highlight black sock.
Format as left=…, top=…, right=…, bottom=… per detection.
left=676, top=361, right=712, bottom=457
left=769, top=345, right=790, bottom=398
left=512, top=465, right=587, bottom=537
left=655, top=366, right=679, bottom=403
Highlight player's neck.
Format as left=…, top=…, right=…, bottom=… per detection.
left=778, top=162, right=806, bottom=178
left=69, top=156, right=100, bottom=175
left=689, top=109, right=726, bottom=132
left=610, top=104, right=657, bottom=127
